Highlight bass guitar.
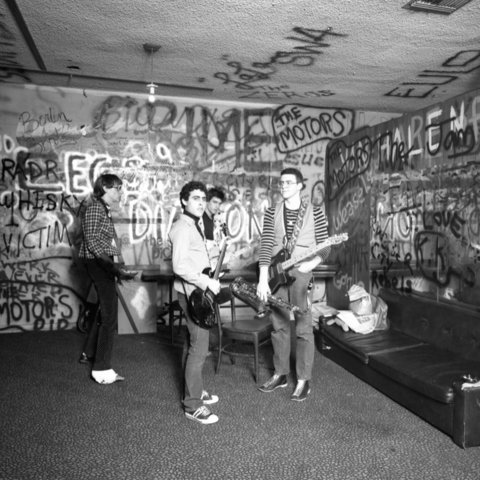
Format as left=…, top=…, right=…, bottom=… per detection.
left=268, top=233, right=348, bottom=294
left=189, top=224, right=229, bottom=328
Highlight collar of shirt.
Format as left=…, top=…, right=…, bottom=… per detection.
left=183, top=210, right=201, bottom=224
left=96, top=197, right=112, bottom=219
left=181, top=212, right=205, bottom=239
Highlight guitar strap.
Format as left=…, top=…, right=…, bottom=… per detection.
left=283, top=198, right=308, bottom=256
left=180, top=277, right=191, bottom=299
left=111, top=223, right=125, bottom=264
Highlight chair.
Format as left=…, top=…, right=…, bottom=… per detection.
left=215, top=300, right=273, bottom=385
left=158, top=300, right=183, bottom=344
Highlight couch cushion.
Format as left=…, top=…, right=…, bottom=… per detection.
left=320, top=324, right=424, bottom=364
left=369, top=344, right=480, bottom=404
left=379, top=289, right=480, bottom=363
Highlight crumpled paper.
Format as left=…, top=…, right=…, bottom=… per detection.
left=461, top=375, right=480, bottom=390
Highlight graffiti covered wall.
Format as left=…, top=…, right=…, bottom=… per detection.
left=0, top=84, right=396, bottom=332
left=326, top=87, right=480, bottom=309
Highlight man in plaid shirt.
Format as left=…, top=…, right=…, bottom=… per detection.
left=79, top=173, right=134, bottom=385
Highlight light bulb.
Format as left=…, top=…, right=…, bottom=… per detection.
left=147, top=83, right=157, bottom=103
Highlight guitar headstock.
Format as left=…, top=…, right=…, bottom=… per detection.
left=221, top=222, right=229, bottom=238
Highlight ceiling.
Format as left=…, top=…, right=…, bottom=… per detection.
left=1, top=0, right=479, bottom=114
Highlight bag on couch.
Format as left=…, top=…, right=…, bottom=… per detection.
left=347, top=285, right=373, bottom=315
left=371, top=294, right=389, bottom=330
left=347, top=285, right=389, bottom=331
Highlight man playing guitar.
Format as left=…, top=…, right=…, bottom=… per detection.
left=256, top=168, right=331, bottom=401
left=169, top=181, right=230, bottom=425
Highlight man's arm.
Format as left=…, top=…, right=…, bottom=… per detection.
left=257, top=207, right=275, bottom=301
left=84, top=203, right=118, bottom=258
left=314, top=208, right=330, bottom=262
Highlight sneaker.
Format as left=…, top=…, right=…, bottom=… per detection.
left=92, top=369, right=125, bottom=385
left=291, top=380, right=311, bottom=401
left=258, top=374, right=288, bottom=393
left=201, top=390, right=219, bottom=405
left=185, top=406, right=219, bottom=425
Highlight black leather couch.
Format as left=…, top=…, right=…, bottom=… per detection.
left=319, top=287, right=480, bottom=448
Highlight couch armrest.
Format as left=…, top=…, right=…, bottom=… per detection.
left=453, top=381, right=480, bottom=448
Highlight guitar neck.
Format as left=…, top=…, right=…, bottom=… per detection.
left=212, top=239, right=228, bottom=280
left=282, top=240, right=331, bottom=270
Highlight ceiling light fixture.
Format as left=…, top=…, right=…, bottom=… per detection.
left=403, top=0, right=472, bottom=14
left=143, top=43, right=161, bottom=103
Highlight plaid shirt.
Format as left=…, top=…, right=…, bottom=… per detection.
left=79, top=198, right=121, bottom=259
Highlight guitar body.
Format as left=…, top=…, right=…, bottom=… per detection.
left=266, top=234, right=349, bottom=293
left=187, top=223, right=230, bottom=329
left=189, top=287, right=216, bottom=329
left=268, top=250, right=296, bottom=294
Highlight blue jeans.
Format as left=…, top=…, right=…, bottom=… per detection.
left=178, top=292, right=210, bottom=412
left=270, top=268, right=314, bottom=381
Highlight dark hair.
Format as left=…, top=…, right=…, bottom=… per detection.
left=280, top=168, right=304, bottom=185
left=207, top=186, right=225, bottom=202
left=179, top=181, right=207, bottom=207
left=93, top=174, right=123, bottom=199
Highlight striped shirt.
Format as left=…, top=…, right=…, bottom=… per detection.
left=259, top=206, right=330, bottom=267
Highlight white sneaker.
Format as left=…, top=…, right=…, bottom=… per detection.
left=185, top=406, right=219, bottom=425
left=92, top=369, right=125, bottom=384
left=201, top=390, right=219, bottom=405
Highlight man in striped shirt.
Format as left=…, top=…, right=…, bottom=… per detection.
left=256, top=168, right=330, bottom=401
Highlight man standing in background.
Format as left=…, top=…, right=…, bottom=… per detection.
left=203, top=187, right=226, bottom=241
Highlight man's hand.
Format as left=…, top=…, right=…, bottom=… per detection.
left=326, top=317, right=349, bottom=332
left=256, top=280, right=271, bottom=303
left=207, top=278, right=221, bottom=295
left=256, top=266, right=271, bottom=302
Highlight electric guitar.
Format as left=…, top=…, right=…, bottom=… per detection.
left=189, top=224, right=229, bottom=328
left=203, top=223, right=229, bottom=277
left=268, top=233, right=348, bottom=293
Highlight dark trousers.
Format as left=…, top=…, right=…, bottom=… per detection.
left=178, top=292, right=210, bottom=412
left=271, top=268, right=314, bottom=381
left=179, top=287, right=232, bottom=411
left=83, top=259, right=118, bottom=371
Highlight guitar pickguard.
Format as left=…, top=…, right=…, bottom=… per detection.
left=268, top=250, right=296, bottom=294
left=266, top=233, right=348, bottom=293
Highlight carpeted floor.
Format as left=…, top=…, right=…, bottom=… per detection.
left=0, top=324, right=479, bottom=480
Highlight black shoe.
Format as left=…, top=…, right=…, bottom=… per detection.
left=78, top=353, right=94, bottom=364
left=258, top=374, right=288, bottom=393
left=291, top=380, right=311, bottom=401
